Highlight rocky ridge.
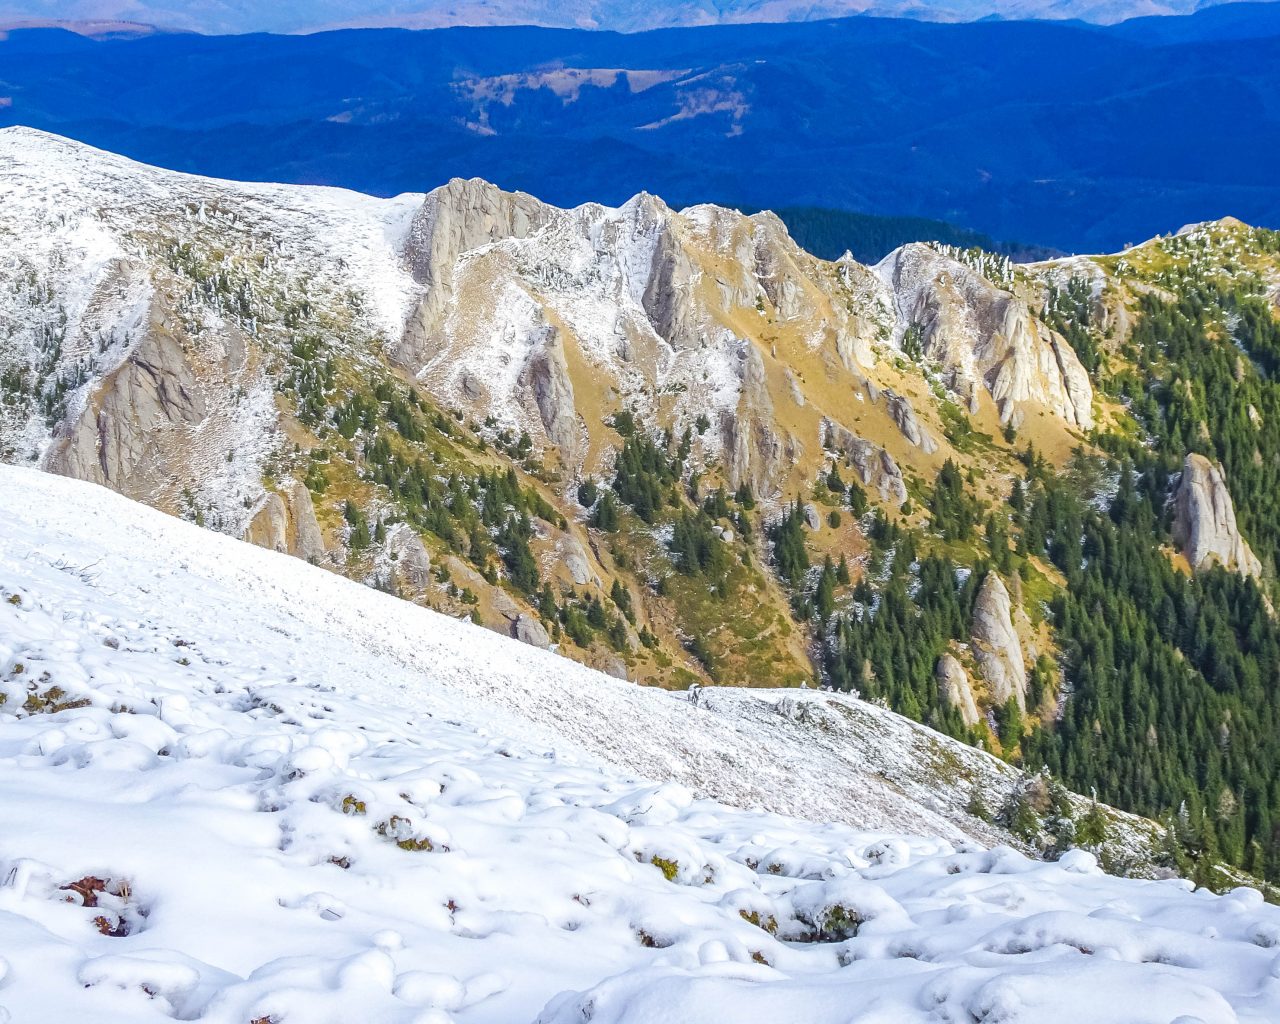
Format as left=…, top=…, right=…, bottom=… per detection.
left=1, top=128, right=1273, bottom=706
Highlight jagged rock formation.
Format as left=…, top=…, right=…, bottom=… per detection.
left=970, top=572, right=1027, bottom=712
left=0, top=130, right=1099, bottom=520
left=820, top=419, right=908, bottom=504
left=876, top=244, right=1093, bottom=430
left=0, top=128, right=1118, bottom=688
left=884, top=389, right=938, bottom=454
left=1172, top=453, right=1262, bottom=578
left=936, top=653, right=980, bottom=727
left=246, top=480, right=327, bottom=563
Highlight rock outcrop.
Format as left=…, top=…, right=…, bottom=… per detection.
left=1172, top=454, right=1262, bottom=578
left=513, top=613, right=551, bottom=650
left=389, top=525, right=433, bottom=590
left=246, top=492, right=289, bottom=553
left=936, top=653, right=980, bottom=727
left=245, top=480, right=327, bottom=563
left=284, top=481, right=326, bottom=564
left=884, top=389, right=938, bottom=454
left=970, top=572, right=1027, bottom=712
left=49, top=326, right=207, bottom=497
left=397, top=177, right=552, bottom=371
left=518, top=325, right=582, bottom=466
left=554, top=532, right=597, bottom=587
left=876, top=244, right=1093, bottom=429
left=820, top=419, right=908, bottom=504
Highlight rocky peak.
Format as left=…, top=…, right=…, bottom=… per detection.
left=875, top=243, right=1093, bottom=429
left=1172, top=453, right=1262, bottom=578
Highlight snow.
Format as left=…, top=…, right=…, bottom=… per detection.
left=3, top=465, right=1280, bottom=1022
left=0, top=126, right=425, bottom=516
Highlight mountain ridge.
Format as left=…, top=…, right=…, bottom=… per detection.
left=4, top=128, right=1280, bottom=889
left=0, top=0, right=1270, bottom=35
left=2, top=11, right=1277, bottom=252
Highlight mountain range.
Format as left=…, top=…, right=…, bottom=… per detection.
left=4, top=124, right=1280, bottom=1022
left=3, top=126, right=1280, bottom=894
left=1, top=7, right=1278, bottom=252
left=0, top=0, right=1271, bottom=34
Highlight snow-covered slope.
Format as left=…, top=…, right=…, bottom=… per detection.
left=2, top=464, right=1280, bottom=1023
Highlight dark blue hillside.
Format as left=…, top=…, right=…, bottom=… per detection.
left=1, top=7, right=1277, bottom=252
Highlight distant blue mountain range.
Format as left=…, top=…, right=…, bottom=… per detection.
left=1, top=5, right=1277, bottom=252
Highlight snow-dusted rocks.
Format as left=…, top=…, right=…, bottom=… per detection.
left=246, top=479, right=327, bottom=562
left=513, top=612, right=551, bottom=649
left=1173, top=453, right=1263, bottom=578
left=971, top=572, right=1028, bottom=711
left=388, top=524, right=433, bottom=589
left=876, top=243, right=1094, bottom=429
left=0, top=128, right=1098, bottom=537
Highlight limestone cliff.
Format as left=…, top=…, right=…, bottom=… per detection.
left=970, top=572, right=1027, bottom=712
left=1172, top=454, right=1262, bottom=578
left=876, top=244, right=1093, bottom=430
left=936, top=653, right=980, bottom=728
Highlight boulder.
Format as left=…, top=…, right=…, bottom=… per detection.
left=513, top=613, right=551, bottom=650
left=1172, top=453, right=1262, bottom=578
left=556, top=533, right=597, bottom=587
left=803, top=503, right=822, bottom=531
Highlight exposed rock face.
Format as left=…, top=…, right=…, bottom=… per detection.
left=821, top=419, right=908, bottom=504
left=1172, top=454, right=1262, bottom=578
left=970, top=572, right=1027, bottom=712
left=884, top=389, right=938, bottom=454
left=722, top=341, right=801, bottom=499
left=936, top=653, right=980, bottom=727
left=555, top=533, right=597, bottom=587
left=802, top=503, right=822, bottom=530
left=876, top=244, right=1093, bottom=429
left=246, top=493, right=289, bottom=553
left=389, top=525, right=433, bottom=590
left=518, top=325, right=582, bottom=466
left=49, top=325, right=207, bottom=497
left=245, top=480, right=327, bottom=563
left=397, top=177, right=552, bottom=370
left=284, top=480, right=326, bottom=564
left=513, top=613, right=551, bottom=650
